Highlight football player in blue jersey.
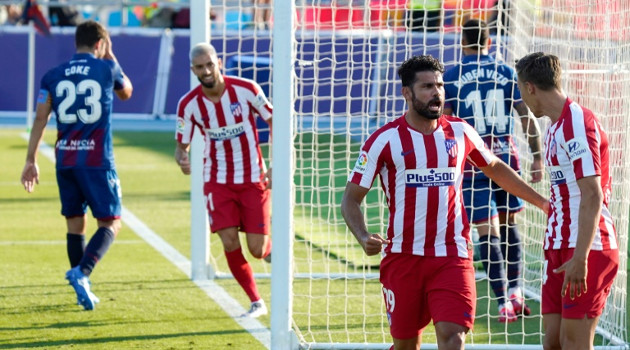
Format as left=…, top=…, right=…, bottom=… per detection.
left=21, top=20, right=133, bottom=310
left=443, top=19, right=542, bottom=322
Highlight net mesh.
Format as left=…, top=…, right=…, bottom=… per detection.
left=205, top=0, right=628, bottom=347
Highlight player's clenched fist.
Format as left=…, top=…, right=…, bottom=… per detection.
left=361, top=234, right=390, bottom=256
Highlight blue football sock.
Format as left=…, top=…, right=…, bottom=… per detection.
left=479, top=234, right=507, bottom=306
left=501, top=225, right=523, bottom=291
left=66, top=233, right=85, bottom=267
left=79, top=227, right=115, bottom=277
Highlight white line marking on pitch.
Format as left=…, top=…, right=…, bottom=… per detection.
left=21, top=133, right=271, bottom=349
left=0, top=240, right=144, bottom=245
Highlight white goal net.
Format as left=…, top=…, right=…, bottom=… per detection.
left=276, top=0, right=629, bottom=349
left=195, top=0, right=628, bottom=348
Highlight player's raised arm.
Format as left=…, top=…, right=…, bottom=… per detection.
left=102, top=33, right=133, bottom=100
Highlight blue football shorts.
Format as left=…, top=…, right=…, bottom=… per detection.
left=462, top=177, right=524, bottom=223
left=56, top=168, right=122, bottom=220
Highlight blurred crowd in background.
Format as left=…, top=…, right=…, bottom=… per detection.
left=0, top=0, right=511, bottom=33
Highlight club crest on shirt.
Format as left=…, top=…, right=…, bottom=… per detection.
left=565, top=137, right=589, bottom=161
left=353, top=151, right=369, bottom=174
left=444, top=139, right=458, bottom=158
left=230, top=102, right=243, bottom=118
left=549, top=138, right=557, bottom=158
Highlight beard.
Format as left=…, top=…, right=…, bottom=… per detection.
left=198, top=76, right=215, bottom=89
left=411, top=94, right=442, bottom=120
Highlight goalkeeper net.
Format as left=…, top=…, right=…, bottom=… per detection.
left=203, top=0, right=628, bottom=348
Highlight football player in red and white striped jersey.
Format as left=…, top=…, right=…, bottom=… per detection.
left=342, top=55, right=548, bottom=350
left=516, top=52, right=618, bottom=350
left=174, top=43, right=273, bottom=318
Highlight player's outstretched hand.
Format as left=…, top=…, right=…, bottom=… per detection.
left=361, top=233, right=390, bottom=256
left=554, top=257, right=588, bottom=300
left=21, top=161, right=40, bottom=193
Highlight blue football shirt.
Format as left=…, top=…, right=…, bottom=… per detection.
left=444, top=54, right=522, bottom=177
left=39, top=53, right=126, bottom=169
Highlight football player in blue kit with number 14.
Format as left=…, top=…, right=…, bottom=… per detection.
left=21, top=20, right=133, bottom=311
left=443, top=19, right=543, bottom=322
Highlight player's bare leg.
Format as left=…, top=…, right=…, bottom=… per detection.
left=392, top=335, right=421, bottom=350
left=245, top=232, right=271, bottom=260
left=66, top=214, right=87, bottom=234
left=560, top=316, right=599, bottom=350
left=434, top=321, right=468, bottom=350
left=543, top=313, right=562, bottom=350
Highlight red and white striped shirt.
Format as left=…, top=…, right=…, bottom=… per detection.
left=176, top=76, right=273, bottom=184
left=349, top=114, right=495, bottom=258
left=543, top=98, right=617, bottom=251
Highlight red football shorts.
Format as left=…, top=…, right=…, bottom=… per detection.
left=542, top=248, right=618, bottom=319
left=203, top=181, right=270, bottom=235
left=379, top=253, right=476, bottom=339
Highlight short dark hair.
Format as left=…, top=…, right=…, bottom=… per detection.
left=462, top=19, right=489, bottom=51
left=75, top=20, right=108, bottom=49
left=515, top=52, right=562, bottom=91
left=397, top=55, right=444, bottom=87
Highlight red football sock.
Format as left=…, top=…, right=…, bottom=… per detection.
left=225, top=248, right=260, bottom=302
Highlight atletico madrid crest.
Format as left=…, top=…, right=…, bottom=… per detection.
left=230, top=102, right=243, bottom=118
left=444, top=139, right=458, bottom=158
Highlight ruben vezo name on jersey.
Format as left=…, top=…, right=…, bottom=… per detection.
left=453, top=69, right=510, bottom=88
left=548, top=166, right=566, bottom=185
left=405, top=168, right=456, bottom=187
left=207, top=123, right=245, bottom=141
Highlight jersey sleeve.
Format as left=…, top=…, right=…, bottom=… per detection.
left=561, top=113, right=601, bottom=180
left=175, top=95, right=198, bottom=144
left=38, top=70, right=53, bottom=104
left=249, top=81, right=273, bottom=121
left=347, top=132, right=389, bottom=189
left=462, top=122, right=495, bottom=167
left=104, top=60, right=126, bottom=91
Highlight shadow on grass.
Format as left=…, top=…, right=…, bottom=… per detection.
left=0, top=196, right=59, bottom=204
left=0, top=329, right=256, bottom=349
left=122, top=191, right=190, bottom=202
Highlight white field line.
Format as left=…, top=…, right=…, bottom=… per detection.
left=21, top=133, right=271, bottom=349
left=0, top=240, right=144, bottom=245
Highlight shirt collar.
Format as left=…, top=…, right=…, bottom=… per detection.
left=461, top=54, right=494, bottom=64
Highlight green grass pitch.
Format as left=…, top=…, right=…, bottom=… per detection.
left=0, top=127, right=626, bottom=348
